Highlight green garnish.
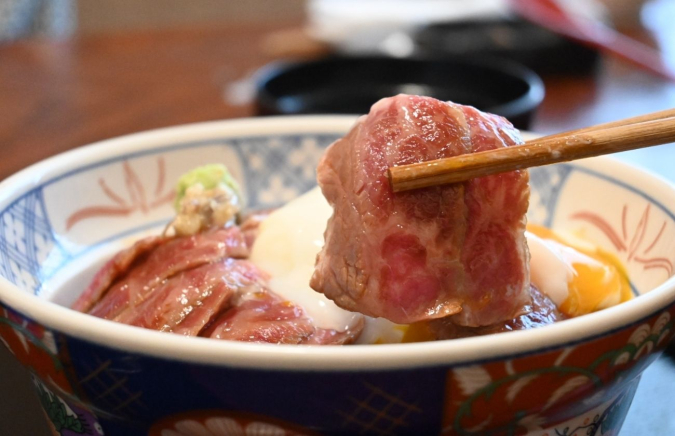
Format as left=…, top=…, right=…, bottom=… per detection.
left=174, top=164, right=242, bottom=211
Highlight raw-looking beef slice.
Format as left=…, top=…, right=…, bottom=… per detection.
left=457, top=106, right=531, bottom=326
left=116, top=259, right=263, bottom=336
left=85, top=226, right=249, bottom=320
left=205, top=292, right=314, bottom=344
left=429, top=285, right=563, bottom=339
left=72, top=236, right=163, bottom=313
left=173, top=260, right=266, bottom=336
left=310, top=94, right=530, bottom=326
left=205, top=289, right=364, bottom=345
left=302, top=316, right=365, bottom=345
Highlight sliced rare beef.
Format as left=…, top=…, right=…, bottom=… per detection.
left=311, top=94, right=531, bottom=327
left=115, top=259, right=262, bottom=336
left=72, top=235, right=164, bottom=313
left=204, top=287, right=364, bottom=345
left=429, top=285, right=564, bottom=339
left=83, top=226, right=249, bottom=320
left=73, top=224, right=364, bottom=344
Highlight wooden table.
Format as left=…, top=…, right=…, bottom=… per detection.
left=0, top=24, right=297, bottom=182
left=1, top=22, right=675, bottom=436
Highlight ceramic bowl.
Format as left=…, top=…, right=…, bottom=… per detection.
left=0, top=116, right=674, bottom=436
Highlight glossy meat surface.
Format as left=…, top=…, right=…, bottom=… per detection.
left=205, top=287, right=363, bottom=345
left=429, top=285, right=564, bottom=339
left=115, top=259, right=260, bottom=335
left=81, top=227, right=249, bottom=320
left=311, top=95, right=531, bottom=326
left=72, top=235, right=163, bottom=313
left=74, top=225, right=363, bottom=344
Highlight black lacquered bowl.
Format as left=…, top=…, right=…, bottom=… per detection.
left=413, top=20, right=600, bottom=77
left=254, top=56, right=545, bottom=129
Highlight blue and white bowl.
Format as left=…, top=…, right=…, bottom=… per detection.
left=0, top=116, right=674, bottom=436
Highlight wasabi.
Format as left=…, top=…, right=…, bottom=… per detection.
left=170, top=164, right=242, bottom=236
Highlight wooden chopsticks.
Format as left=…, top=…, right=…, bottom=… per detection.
left=388, top=108, right=675, bottom=193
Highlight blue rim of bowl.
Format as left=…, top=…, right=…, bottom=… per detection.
left=0, top=116, right=674, bottom=371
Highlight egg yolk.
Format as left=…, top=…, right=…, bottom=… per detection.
left=400, top=322, right=436, bottom=343
left=527, top=224, right=632, bottom=317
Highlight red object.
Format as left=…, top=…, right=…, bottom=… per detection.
left=509, top=0, right=675, bottom=81
left=311, top=95, right=531, bottom=327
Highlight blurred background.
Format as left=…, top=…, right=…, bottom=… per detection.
left=0, top=0, right=660, bottom=38
left=1, top=0, right=675, bottom=434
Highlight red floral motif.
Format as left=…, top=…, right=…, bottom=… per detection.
left=442, top=305, right=675, bottom=435
left=66, top=157, right=175, bottom=231
left=0, top=305, right=72, bottom=395
left=0, top=305, right=105, bottom=435
left=571, top=204, right=673, bottom=275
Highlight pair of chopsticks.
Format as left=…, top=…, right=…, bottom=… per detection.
left=507, top=0, right=675, bottom=82
left=388, top=108, right=675, bottom=193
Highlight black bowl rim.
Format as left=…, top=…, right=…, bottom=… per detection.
left=254, top=55, right=545, bottom=122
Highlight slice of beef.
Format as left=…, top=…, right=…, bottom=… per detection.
left=310, top=94, right=530, bottom=327
left=429, top=285, right=564, bottom=339
left=205, top=288, right=364, bottom=345
left=72, top=236, right=164, bottom=313
left=75, top=224, right=363, bottom=344
left=83, top=226, right=249, bottom=319
left=302, top=317, right=365, bottom=345
left=115, top=259, right=262, bottom=336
